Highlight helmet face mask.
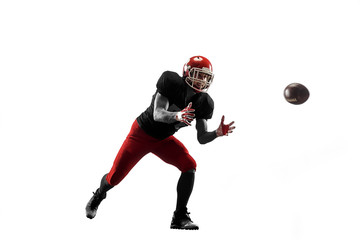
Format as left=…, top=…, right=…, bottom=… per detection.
left=185, top=67, right=214, bottom=92
left=183, top=56, right=214, bottom=93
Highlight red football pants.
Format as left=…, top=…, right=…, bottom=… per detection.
left=106, top=120, right=197, bottom=186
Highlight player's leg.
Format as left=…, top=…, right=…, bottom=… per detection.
left=176, top=169, right=195, bottom=214
left=86, top=120, right=153, bottom=219
left=152, top=136, right=199, bottom=230
left=85, top=173, right=113, bottom=219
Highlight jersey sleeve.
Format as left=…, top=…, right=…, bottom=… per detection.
left=156, top=71, right=180, bottom=101
left=191, top=93, right=214, bottom=120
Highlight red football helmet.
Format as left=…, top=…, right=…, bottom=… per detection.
left=183, top=56, right=214, bottom=92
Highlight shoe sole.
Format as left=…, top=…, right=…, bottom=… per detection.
left=170, top=226, right=199, bottom=230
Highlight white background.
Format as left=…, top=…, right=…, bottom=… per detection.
left=1, top=0, right=360, bottom=239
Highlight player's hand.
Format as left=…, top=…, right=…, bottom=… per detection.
left=175, top=102, right=195, bottom=126
left=216, top=115, right=235, bottom=137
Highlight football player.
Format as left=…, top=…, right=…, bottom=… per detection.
left=85, top=56, right=235, bottom=230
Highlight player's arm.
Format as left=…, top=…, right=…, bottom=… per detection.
left=153, top=92, right=176, bottom=124
left=153, top=92, right=195, bottom=125
left=196, top=119, right=217, bottom=144
left=196, top=116, right=235, bottom=144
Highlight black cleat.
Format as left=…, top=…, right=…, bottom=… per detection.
left=85, top=188, right=106, bottom=219
left=170, top=210, right=199, bottom=230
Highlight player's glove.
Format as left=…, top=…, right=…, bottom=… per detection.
left=175, top=102, right=195, bottom=126
left=216, top=115, right=235, bottom=136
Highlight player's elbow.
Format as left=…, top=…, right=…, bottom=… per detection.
left=197, top=130, right=217, bottom=145
left=197, top=134, right=208, bottom=145
left=198, top=139, right=207, bottom=145
left=153, top=109, right=162, bottom=122
left=153, top=108, right=168, bottom=123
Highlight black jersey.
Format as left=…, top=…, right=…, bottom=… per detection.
left=137, top=71, right=214, bottom=140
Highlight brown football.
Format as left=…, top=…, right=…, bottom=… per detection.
left=284, top=83, right=310, bottom=105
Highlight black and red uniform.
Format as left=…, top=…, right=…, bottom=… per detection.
left=106, top=71, right=214, bottom=186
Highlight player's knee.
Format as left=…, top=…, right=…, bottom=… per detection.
left=182, top=161, right=196, bottom=173
left=185, top=168, right=196, bottom=173
left=106, top=173, right=124, bottom=186
left=107, top=177, right=119, bottom=186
